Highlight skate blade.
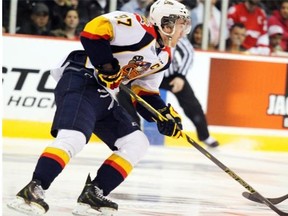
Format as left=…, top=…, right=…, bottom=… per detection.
left=7, top=196, right=46, bottom=215
left=72, top=203, right=117, bottom=216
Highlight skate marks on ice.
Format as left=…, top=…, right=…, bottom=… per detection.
left=2, top=139, right=288, bottom=216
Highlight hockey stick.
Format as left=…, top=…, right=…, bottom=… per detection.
left=242, top=192, right=288, bottom=205
left=119, top=83, right=288, bottom=216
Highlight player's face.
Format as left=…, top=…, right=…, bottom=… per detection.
left=170, top=19, right=187, bottom=47
left=162, top=18, right=191, bottom=47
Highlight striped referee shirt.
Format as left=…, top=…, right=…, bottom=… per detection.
left=165, top=36, right=194, bottom=78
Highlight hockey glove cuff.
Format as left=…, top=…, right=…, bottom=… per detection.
left=157, top=104, right=182, bottom=139
left=96, top=58, right=122, bottom=89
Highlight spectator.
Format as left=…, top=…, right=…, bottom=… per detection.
left=120, top=0, right=154, bottom=15
left=268, top=25, right=288, bottom=57
left=190, top=0, right=225, bottom=48
left=45, top=0, right=72, bottom=30
left=225, top=22, right=246, bottom=52
left=63, top=0, right=88, bottom=32
left=50, top=9, right=80, bottom=40
left=227, top=0, right=270, bottom=55
left=16, top=3, right=51, bottom=36
left=268, top=0, right=288, bottom=52
left=189, top=24, right=204, bottom=49
left=4, top=0, right=44, bottom=33
left=189, top=23, right=214, bottom=50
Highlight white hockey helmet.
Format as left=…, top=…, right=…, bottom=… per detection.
left=150, top=0, right=191, bottom=35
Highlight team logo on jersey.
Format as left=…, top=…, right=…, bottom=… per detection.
left=121, top=56, right=152, bottom=81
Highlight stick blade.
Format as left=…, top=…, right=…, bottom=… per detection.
left=242, top=192, right=288, bottom=205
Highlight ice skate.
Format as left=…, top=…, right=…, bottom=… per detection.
left=203, top=136, right=219, bottom=148
left=72, top=174, right=118, bottom=216
left=206, top=141, right=219, bottom=148
left=7, top=180, right=49, bottom=215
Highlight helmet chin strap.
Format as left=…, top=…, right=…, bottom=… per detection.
left=159, top=25, right=176, bottom=47
left=167, top=36, right=172, bottom=47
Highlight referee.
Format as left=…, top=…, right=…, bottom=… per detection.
left=162, top=37, right=219, bottom=147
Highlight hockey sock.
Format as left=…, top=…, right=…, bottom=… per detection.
left=93, top=153, right=133, bottom=196
left=32, top=147, right=70, bottom=189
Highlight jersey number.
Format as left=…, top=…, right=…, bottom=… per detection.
left=115, top=14, right=132, bottom=26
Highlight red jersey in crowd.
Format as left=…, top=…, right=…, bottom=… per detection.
left=228, top=2, right=268, bottom=50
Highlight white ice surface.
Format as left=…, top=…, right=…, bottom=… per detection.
left=2, top=138, right=288, bottom=216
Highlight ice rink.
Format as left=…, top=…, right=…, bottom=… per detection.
left=2, top=138, right=288, bottom=216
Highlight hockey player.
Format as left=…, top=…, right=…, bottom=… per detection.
left=7, top=0, right=191, bottom=215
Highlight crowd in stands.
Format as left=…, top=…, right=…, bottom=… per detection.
left=2, top=0, right=288, bottom=56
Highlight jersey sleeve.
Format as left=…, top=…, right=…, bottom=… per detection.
left=257, top=9, right=268, bottom=46
left=80, top=16, right=115, bottom=67
left=227, top=5, right=239, bottom=29
left=130, top=72, right=166, bottom=122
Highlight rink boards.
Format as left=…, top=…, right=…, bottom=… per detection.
left=3, top=118, right=288, bottom=151
left=2, top=35, right=288, bottom=151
